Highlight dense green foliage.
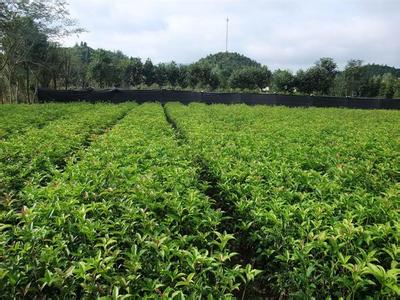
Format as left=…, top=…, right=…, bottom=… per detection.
left=0, top=103, right=133, bottom=198
left=197, top=52, right=261, bottom=87
left=0, top=103, right=87, bottom=139
left=0, top=103, right=260, bottom=298
left=332, top=60, right=400, bottom=98
left=1, top=0, right=399, bottom=102
left=295, top=58, right=338, bottom=95
left=362, top=64, right=400, bottom=78
left=198, top=52, right=261, bottom=74
left=0, top=0, right=83, bottom=103
left=229, top=66, right=272, bottom=90
left=166, top=103, right=400, bottom=298
left=271, top=69, right=296, bottom=93
left=1, top=102, right=399, bottom=298
left=1, top=1, right=400, bottom=103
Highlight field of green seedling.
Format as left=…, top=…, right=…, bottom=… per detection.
left=1, top=102, right=399, bottom=298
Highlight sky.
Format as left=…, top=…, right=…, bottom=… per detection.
left=62, top=0, right=400, bottom=71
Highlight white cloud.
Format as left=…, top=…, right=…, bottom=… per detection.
left=62, top=0, right=400, bottom=70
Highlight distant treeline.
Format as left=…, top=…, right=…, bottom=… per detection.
left=1, top=1, right=400, bottom=103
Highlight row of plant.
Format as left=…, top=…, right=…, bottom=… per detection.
left=0, top=103, right=259, bottom=298
left=0, top=103, right=96, bottom=139
left=165, top=102, right=400, bottom=298
left=0, top=103, right=134, bottom=202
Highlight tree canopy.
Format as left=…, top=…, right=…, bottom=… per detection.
left=0, top=0, right=83, bottom=102
left=0, top=2, right=399, bottom=103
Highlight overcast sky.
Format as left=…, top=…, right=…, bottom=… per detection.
left=62, top=0, right=400, bottom=71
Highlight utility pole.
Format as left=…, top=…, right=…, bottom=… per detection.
left=225, top=17, right=229, bottom=52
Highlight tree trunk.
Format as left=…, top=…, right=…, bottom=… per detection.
left=26, top=64, right=31, bottom=104
left=53, top=74, right=57, bottom=90
left=7, top=67, right=14, bottom=103
left=33, top=82, right=38, bottom=103
left=16, top=81, right=19, bottom=104
left=8, top=81, right=13, bottom=104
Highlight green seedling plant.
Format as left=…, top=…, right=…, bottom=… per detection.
left=0, top=103, right=135, bottom=203
left=0, top=103, right=92, bottom=139
left=165, top=102, right=400, bottom=298
left=1, top=101, right=398, bottom=298
left=0, top=103, right=254, bottom=298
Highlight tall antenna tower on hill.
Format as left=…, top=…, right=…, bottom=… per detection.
left=225, top=17, right=229, bottom=52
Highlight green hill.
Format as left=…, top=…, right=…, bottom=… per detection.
left=196, top=52, right=262, bottom=84
left=361, top=64, right=400, bottom=78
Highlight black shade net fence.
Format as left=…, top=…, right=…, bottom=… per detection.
left=37, top=88, right=400, bottom=109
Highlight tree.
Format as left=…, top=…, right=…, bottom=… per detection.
left=121, top=57, right=143, bottom=87
left=360, top=76, right=381, bottom=97
left=271, top=69, right=296, bottom=93
left=296, top=58, right=337, bottom=95
left=332, top=73, right=347, bottom=97
left=154, top=63, right=169, bottom=87
left=0, top=0, right=83, bottom=102
left=164, top=62, right=181, bottom=87
left=59, top=47, right=81, bottom=90
left=343, top=59, right=364, bottom=96
left=197, top=52, right=261, bottom=87
left=36, top=42, right=64, bottom=90
left=360, top=64, right=400, bottom=78
left=87, top=50, right=120, bottom=88
left=143, top=59, right=155, bottom=86
left=228, top=66, right=271, bottom=90
left=296, top=69, right=315, bottom=94
left=72, top=42, right=93, bottom=88
left=333, top=59, right=396, bottom=98
left=315, top=57, right=337, bottom=94
left=176, top=64, right=189, bottom=88
left=379, top=73, right=398, bottom=99
left=1, top=16, right=40, bottom=102
left=188, top=63, right=220, bottom=90
left=395, top=80, right=400, bottom=98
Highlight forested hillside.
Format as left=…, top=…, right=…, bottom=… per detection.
left=1, top=0, right=399, bottom=103
left=361, top=64, right=400, bottom=78
left=196, top=52, right=260, bottom=85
